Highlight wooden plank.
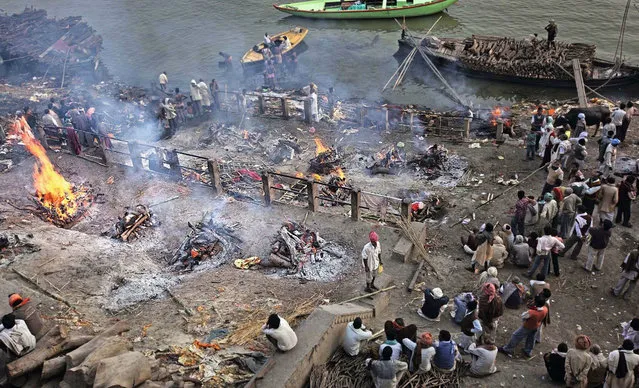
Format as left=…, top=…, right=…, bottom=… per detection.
left=572, top=59, right=588, bottom=108
left=407, top=260, right=425, bottom=291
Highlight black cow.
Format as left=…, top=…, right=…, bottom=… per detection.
left=554, top=106, right=611, bottom=136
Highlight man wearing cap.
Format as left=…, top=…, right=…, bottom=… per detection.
left=8, top=294, right=44, bottom=339
left=600, top=138, right=620, bottom=178
left=362, top=231, right=382, bottom=292
left=545, top=20, right=558, bottom=49
left=418, top=287, right=449, bottom=321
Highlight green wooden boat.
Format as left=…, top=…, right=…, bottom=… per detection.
left=273, top=0, right=458, bottom=19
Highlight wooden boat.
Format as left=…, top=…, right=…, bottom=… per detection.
left=240, top=27, right=308, bottom=72
left=395, top=34, right=639, bottom=88
left=273, top=0, right=458, bottom=20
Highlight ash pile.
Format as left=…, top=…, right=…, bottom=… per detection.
left=171, top=216, right=242, bottom=271
left=103, top=205, right=160, bottom=241
left=262, top=221, right=351, bottom=282
left=408, top=144, right=469, bottom=187
left=0, top=233, right=40, bottom=265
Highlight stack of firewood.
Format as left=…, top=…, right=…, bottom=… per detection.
left=106, top=205, right=159, bottom=242
left=6, top=321, right=153, bottom=387
left=460, top=35, right=596, bottom=80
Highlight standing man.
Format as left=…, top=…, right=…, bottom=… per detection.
left=526, top=226, right=564, bottom=278
left=197, top=79, right=211, bottom=113
left=362, top=231, right=382, bottom=292
left=559, top=206, right=591, bottom=261
left=616, top=176, right=636, bottom=227
left=499, top=296, right=549, bottom=358
left=512, top=190, right=530, bottom=237
left=584, top=220, right=613, bottom=272
left=559, top=187, right=582, bottom=238
left=611, top=244, right=639, bottom=300
left=596, top=177, right=618, bottom=225
left=531, top=107, right=546, bottom=152
left=189, top=80, right=202, bottom=116
left=611, top=103, right=626, bottom=140
left=158, top=71, right=168, bottom=91
left=545, top=20, right=558, bottom=49
left=542, top=161, right=564, bottom=196
left=600, top=139, right=620, bottom=178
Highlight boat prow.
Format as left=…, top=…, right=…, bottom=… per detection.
left=273, top=0, right=458, bottom=20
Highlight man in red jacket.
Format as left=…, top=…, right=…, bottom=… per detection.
left=499, top=296, right=548, bottom=358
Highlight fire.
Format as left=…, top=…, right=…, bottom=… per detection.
left=295, top=171, right=304, bottom=178
left=19, top=129, right=81, bottom=221
left=242, top=130, right=249, bottom=140
left=490, top=106, right=504, bottom=127
left=314, top=138, right=329, bottom=156
left=312, top=174, right=322, bottom=181
left=332, top=167, right=345, bottom=179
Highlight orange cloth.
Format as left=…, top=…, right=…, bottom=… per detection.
left=8, top=294, right=30, bottom=309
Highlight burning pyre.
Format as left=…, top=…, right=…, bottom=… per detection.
left=170, top=216, right=242, bottom=271
left=104, top=205, right=160, bottom=241
left=309, top=138, right=343, bottom=176
left=19, top=125, right=93, bottom=227
left=263, top=221, right=350, bottom=281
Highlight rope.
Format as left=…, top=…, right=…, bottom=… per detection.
left=393, top=19, right=468, bottom=108
left=553, top=62, right=613, bottom=102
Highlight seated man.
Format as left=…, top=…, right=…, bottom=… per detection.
left=418, top=287, right=449, bottom=322
left=367, top=346, right=407, bottom=388
left=0, top=313, right=36, bottom=373
left=261, top=313, right=297, bottom=352
left=402, top=332, right=436, bottom=373
left=342, top=317, right=373, bottom=356
left=587, top=344, right=607, bottom=388
left=8, top=293, right=44, bottom=339
left=510, top=235, right=531, bottom=268
left=467, top=338, right=498, bottom=376
left=433, top=330, right=460, bottom=372
left=543, top=342, right=568, bottom=383
left=451, top=292, right=474, bottom=325
left=378, top=330, right=402, bottom=361
left=388, top=318, right=416, bottom=343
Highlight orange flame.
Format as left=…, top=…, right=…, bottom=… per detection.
left=242, top=130, right=249, bottom=140
left=332, top=167, right=345, bottom=179
left=295, top=172, right=304, bottom=178
left=19, top=129, right=81, bottom=221
left=314, top=138, right=329, bottom=156
left=490, top=106, right=504, bottom=127
left=312, top=174, right=322, bottom=181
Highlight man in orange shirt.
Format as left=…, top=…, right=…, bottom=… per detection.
left=499, top=296, right=548, bottom=358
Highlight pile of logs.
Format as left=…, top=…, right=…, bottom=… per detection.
left=264, top=221, right=323, bottom=270
left=170, top=216, right=242, bottom=270
left=459, top=35, right=596, bottom=79
left=6, top=321, right=152, bottom=387
left=309, top=149, right=342, bottom=175
left=106, top=204, right=159, bottom=241
left=31, top=184, right=95, bottom=228
left=0, top=8, right=107, bottom=79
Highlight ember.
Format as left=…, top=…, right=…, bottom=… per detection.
left=314, top=138, right=330, bottom=156
left=171, top=216, right=242, bottom=271
left=489, top=106, right=513, bottom=129
left=19, top=129, right=93, bottom=227
left=262, top=221, right=351, bottom=281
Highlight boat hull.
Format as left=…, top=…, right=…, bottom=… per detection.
left=273, top=0, right=457, bottom=19
left=396, top=38, right=639, bottom=89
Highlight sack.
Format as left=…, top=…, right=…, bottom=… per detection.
left=377, top=265, right=384, bottom=274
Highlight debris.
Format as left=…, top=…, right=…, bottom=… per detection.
left=234, top=257, right=261, bottom=269
left=103, top=204, right=159, bottom=241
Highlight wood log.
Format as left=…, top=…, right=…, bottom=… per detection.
left=64, top=320, right=130, bottom=369
left=63, top=339, right=133, bottom=388
left=7, top=325, right=68, bottom=378
left=93, top=352, right=152, bottom=388
left=40, top=336, right=95, bottom=379
left=121, top=214, right=149, bottom=241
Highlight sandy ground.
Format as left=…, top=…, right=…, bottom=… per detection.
left=1, top=98, right=639, bottom=386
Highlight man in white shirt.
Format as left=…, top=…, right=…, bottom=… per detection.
left=362, top=231, right=382, bottom=292
left=525, top=225, right=564, bottom=278
left=261, top=314, right=297, bottom=352
left=158, top=71, right=168, bottom=91
left=0, top=313, right=36, bottom=377
left=611, top=103, right=626, bottom=138
left=342, top=317, right=373, bottom=356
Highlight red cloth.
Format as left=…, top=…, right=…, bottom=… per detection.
left=369, top=231, right=378, bottom=242
left=235, top=169, right=261, bottom=181
left=523, top=306, right=548, bottom=330
left=65, top=127, right=82, bottom=155
left=552, top=187, right=564, bottom=202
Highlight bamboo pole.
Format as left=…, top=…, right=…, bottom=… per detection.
left=11, top=268, right=73, bottom=308
left=60, top=48, right=71, bottom=88
left=338, top=286, right=397, bottom=304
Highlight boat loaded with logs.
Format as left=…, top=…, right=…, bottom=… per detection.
left=240, top=27, right=309, bottom=73
left=395, top=34, right=639, bottom=88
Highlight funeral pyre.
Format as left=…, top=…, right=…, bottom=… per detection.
left=408, top=144, right=469, bottom=187
left=309, top=138, right=343, bottom=175
left=103, top=205, right=160, bottom=241
left=170, top=216, right=242, bottom=271
left=262, top=221, right=351, bottom=281
left=367, top=144, right=407, bottom=175
left=17, top=125, right=94, bottom=227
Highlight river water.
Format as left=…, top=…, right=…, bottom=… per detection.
left=4, top=0, right=638, bottom=108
